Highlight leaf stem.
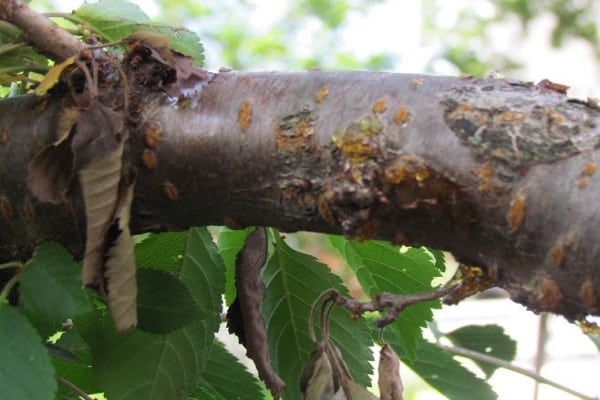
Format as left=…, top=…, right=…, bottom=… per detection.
left=0, top=268, right=22, bottom=303
left=55, top=375, right=97, bottom=400
left=0, top=261, right=22, bottom=270
left=436, top=343, right=598, bottom=400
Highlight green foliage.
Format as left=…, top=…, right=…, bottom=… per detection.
left=262, top=233, right=374, bottom=400
left=445, top=324, right=517, bottom=378
left=135, top=231, right=188, bottom=271
left=216, top=226, right=250, bottom=305
left=330, top=236, right=442, bottom=361
left=0, top=303, right=57, bottom=400
left=19, top=243, right=92, bottom=338
left=136, top=268, right=205, bottom=333
left=195, top=341, right=264, bottom=399
left=385, top=330, right=498, bottom=400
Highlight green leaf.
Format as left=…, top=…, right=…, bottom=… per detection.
left=384, top=329, right=497, bottom=400
left=91, top=227, right=225, bottom=400
left=262, top=234, right=373, bottom=400
left=137, top=268, right=205, bottom=333
left=53, top=358, right=100, bottom=400
left=72, top=1, right=204, bottom=66
left=194, top=341, right=264, bottom=400
left=445, top=324, right=517, bottom=377
left=0, top=303, right=57, bottom=400
left=93, top=318, right=216, bottom=400
left=135, top=231, right=188, bottom=271
left=19, top=243, right=92, bottom=337
left=329, top=236, right=441, bottom=361
left=216, top=226, right=250, bottom=305
left=181, top=227, right=226, bottom=317
left=74, top=0, right=151, bottom=41
left=428, top=248, right=447, bottom=272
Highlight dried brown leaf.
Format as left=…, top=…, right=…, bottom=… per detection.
left=165, top=53, right=213, bottom=98
left=300, top=343, right=336, bottom=400
left=378, top=344, right=403, bottom=400
left=104, top=182, right=137, bottom=332
left=227, top=227, right=286, bottom=398
left=126, top=31, right=175, bottom=66
left=27, top=107, right=82, bottom=204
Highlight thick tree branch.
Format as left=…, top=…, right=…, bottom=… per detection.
left=1, top=70, right=599, bottom=321
left=0, top=0, right=83, bottom=61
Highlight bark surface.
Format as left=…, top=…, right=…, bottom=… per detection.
left=1, top=69, right=599, bottom=321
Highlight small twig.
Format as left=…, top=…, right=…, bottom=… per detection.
left=436, top=343, right=598, bottom=400
left=55, top=375, right=97, bottom=400
left=0, top=261, right=22, bottom=270
left=0, top=267, right=22, bottom=303
left=0, top=0, right=84, bottom=61
left=330, top=284, right=459, bottom=328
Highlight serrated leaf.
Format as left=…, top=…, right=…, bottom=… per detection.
left=217, top=226, right=250, bottom=305
left=193, top=341, right=264, bottom=400
left=93, top=318, right=216, bottom=400
left=167, top=28, right=205, bottom=66
left=181, top=227, right=225, bottom=317
left=135, top=231, right=188, bottom=271
left=262, top=234, right=373, bottom=400
left=384, top=330, right=497, bottom=400
left=137, top=268, right=205, bottom=333
left=0, top=303, right=57, bottom=400
left=445, top=324, right=517, bottom=377
left=329, top=236, right=441, bottom=361
left=90, top=227, right=224, bottom=400
left=53, top=358, right=100, bottom=400
left=428, top=248, right=447, bottom=272
left=19, top=243, right=92, bottom=337
left=74, top=0, right=151, bottom=41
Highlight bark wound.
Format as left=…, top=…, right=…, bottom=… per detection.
left=439, top=81, right=600, bottom=173
left=277, top=108, right=475, bottom=240
left=238, top=98, right=253, bottom=131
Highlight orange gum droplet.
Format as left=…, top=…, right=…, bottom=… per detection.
left=142, top=149, right=157, bottom=170
left=315, top=85, right=329, bottom=102
left=549, top=245, right=564, bottom=267
left=145, top=124, right=160, bottom=148
left=162, top=182, right=179, bottom=201
left=393, top=107, right=410, bottom=125
left=506, top=194, right=526, bottom=231
left=583, top=162, right=596, bottom=176
left=372, top=98, right=387, bottom=114
left=0, top=197, right=13, bottom=220
left=238, top=98, right=253, bottom=131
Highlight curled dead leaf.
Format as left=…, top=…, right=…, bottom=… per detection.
left=378, top=344, right=403, bottom=400
left=126, top=30, right=175, bottom=66
left=300, top=343, right=336, bottom=400
left=227, top=227, right=286, bottom=398
left=27, top=107, right=82, bottom=204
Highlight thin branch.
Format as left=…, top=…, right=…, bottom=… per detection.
left=0, top=267, right=21, bottom=302
left=329, top=285, right=458, bottom=328
left=0, top=261, right=21, bottom=270
left=55, top=375, right=97, bottom=400
left=436, top=343, right=598, bottom=400
left=0, top=0, right=83, bottom=61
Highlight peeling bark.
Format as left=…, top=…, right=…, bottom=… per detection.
left=1, top=70, right=599, bottom=321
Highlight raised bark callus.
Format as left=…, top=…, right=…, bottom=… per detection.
left=1, top=71, right=598, bottom=320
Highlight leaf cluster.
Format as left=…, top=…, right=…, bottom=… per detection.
left=1, top=228, right=519, bottom=399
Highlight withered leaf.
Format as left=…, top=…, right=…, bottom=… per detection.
left=126, top=30, right=175, bottom=67
left=300, top=343, right=336, bottom=400
left=227, top=227, right=286, bottom=398
left=165, top=53, right=213, bottom=99
left=378, top=344, right=403, bottom=400
left=27, top=107, right=82, bottom=204
left=35, top=56, right=75, bottom=96
left=104, top=181, right=137, bottom=332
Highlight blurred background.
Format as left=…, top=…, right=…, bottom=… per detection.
left=31, top=0, right=600, bottom=398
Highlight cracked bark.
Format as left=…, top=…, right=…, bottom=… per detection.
left=1, top=70, right=599, bottom=321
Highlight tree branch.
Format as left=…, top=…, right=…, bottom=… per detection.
left=0, top=0, right=83, bottom=61
left=0, top=70, right=599, bottom=321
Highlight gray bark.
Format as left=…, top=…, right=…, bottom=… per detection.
left=1, top=70, right=599, bottom=320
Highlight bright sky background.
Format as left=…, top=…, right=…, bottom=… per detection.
left=33, top=1, right=600, bottom=399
